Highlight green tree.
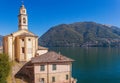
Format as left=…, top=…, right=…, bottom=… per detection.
left=0, top=53, right=11, bottom=83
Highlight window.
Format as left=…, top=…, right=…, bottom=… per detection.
left=66, top=75, right=69, bottom=80
left=40, top=65, right=45, bottom=71
left=52, top=77, right=55, bottom=82
left=22, top=39, right=24, bottom=41
left=28, top=38, right=31, bottom=41
left=22, top=10, right=25, bottom=13
left=40, top=78, right=44, bottom=83
left=23, top=18, right=26, bottom=24
left=22, top=47, right=25, bottom=53
left=19, top=19, right=21, bottom=24
left=52, top=64, right=56, bottom=70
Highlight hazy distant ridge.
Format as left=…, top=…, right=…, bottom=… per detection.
left=39, top=22, right=120, bottom=47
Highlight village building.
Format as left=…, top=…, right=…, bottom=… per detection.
left=3, top=3, right=76, bottom=83
left=16, top=51, right=77, bottom=83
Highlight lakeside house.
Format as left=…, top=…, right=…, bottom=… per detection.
left=3, top=3, right=77, bottom=83
left=16, top=51, right=77, bottom=83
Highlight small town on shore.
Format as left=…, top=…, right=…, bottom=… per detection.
left=0, top=3, right=77, bottom=83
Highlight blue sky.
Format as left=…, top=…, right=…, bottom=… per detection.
left=0, top=0, right=120, bottom=37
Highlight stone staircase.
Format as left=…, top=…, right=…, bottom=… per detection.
left=11, top=62, right=27, bottom=83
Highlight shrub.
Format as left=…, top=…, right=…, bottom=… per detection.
left=0, top=53, right=11, bottom=83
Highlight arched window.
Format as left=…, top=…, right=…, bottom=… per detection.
left=23, top=18, right=26, bottom=24
left=28, top=38, right=31, bottom=41
left=22, top=10, right=25, bottom=13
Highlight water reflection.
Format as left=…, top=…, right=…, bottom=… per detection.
left=49, top=47, right=120, bottom=83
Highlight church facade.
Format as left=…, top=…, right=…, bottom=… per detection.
left=3, top=4, right=47, bottom=62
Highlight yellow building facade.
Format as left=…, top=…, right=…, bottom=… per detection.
left=3, top=4, right=47, bottom=62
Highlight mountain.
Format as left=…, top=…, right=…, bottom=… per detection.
left=39, top=22, right=120, bottom=47
left=0, top=35, right=2, bottom=46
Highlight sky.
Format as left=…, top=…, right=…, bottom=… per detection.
left=0, top=0, right=120, bottom=37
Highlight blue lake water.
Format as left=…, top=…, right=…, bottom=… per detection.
left=49, top=47, right=120, bottom=83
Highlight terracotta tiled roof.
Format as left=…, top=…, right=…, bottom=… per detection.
left=38, top=46, right=48, bottom=50
left=31, top=51, right=74, bottom=63
left=6, top=30, right=37, bottom=37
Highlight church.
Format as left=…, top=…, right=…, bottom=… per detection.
left=3, top=4, right=48, bottom=62
left=3, top=3, right=77, bottom=83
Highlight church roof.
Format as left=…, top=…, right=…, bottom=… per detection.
left=5, top=30, right=38, bottom=37
left=18, top=32, right=38, bottom=37
left=31, top=51, right=74, bottom=63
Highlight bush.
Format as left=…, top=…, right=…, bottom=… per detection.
left=0, top=53, right=11, bottom=83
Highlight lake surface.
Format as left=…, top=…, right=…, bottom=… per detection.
left=49, top=47, right=120, bottom=83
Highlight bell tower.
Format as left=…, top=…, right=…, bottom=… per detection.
left=18, top=4, right=28, bottom=30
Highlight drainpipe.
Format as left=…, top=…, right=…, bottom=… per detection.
left=47, top=63, right=49, bottom=83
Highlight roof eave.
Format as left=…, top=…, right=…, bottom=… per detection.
left=31, top=60, right=74, bottom=64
